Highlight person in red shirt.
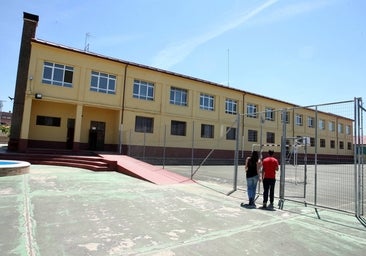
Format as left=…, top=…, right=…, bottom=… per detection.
left=261, top=150, right=279, bottom=209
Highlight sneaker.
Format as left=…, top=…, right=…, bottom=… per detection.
left=262, top=203, right=267, bottom=208
left=268, top=203, right=274, bottom=209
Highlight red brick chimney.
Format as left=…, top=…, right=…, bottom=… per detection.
left=8, top=12, right=39, bottom=152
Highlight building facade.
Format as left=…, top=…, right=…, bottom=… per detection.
left=9, top=13, right=353, bottom=163
left=0, top=111, right=12, bottom=126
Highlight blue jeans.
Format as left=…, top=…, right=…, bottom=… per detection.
left=246, top=175, right=259, bottom=202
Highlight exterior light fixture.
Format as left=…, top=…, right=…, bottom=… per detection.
left=35, top=93, right=42, bottom=99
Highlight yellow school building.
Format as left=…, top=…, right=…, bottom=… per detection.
left=9, top=12, right=353, bottom=163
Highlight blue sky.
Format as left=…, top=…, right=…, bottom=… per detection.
left=1, top=0, right=365, bottom=113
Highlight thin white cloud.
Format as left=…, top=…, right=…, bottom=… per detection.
left=254, top=0, right=334, bottom=25
left=152, top=0, right=279, bottom=69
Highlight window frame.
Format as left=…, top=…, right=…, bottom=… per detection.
left=248, top=129, right=258, bottom=142
left=133, top=79, right=154, bottom=101
left=266, top=132, right=275, bottom=144
left=201, top=124, right=214, bottom=138
left=90, top=71, right=116, bottom=94
left=320, top=138, right=326, bottom=148
left=36, top=115, right=61, bottom=127
left=135, top=116, right=154, bottom=133
left=330, top=140, right=335, bottom=148
left=347, top=142, right=352, bottom=150
left=346, top=125, right=351, bottom=135
left=295, top=114, right=303, bottom=126
left=265, top=107, right=275, bottom=121
left=339, top=141, right=344, bottom=149
left=246, top=104, right=257, bottom=118
left=281, top=111, right=290, bottom=124
left=225, top=98, right=237, bottom=115
left=170, top=87, right=188, bottom=106
left=319, top=119, right=325, bottom=130
left=329, top=121, right=335, bottom=132
left=226, top=127, right=236, bottom=140
left=200, top=93, right=215, bottom=111
left=42, top=61, right=74, bottom=88
left=171, top=120, right=187, bottom=136
left=307, top=116, right=314, bottom=128
left=338, top=123, right=344, bottom=134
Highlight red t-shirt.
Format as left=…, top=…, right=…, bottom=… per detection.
left=262, top=156, right=279, bottom=179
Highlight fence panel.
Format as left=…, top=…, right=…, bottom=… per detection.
left=122, top=98, right=365, bottom=225
left=355, top=98, right=366, bottom=225
left=280, top=100, right=357, bottom=214
left=124, top=119, right=240, bottom=195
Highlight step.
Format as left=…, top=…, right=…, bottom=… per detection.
left=0, top=153, right=116, bottom=172
left=29, top=160, right=111, bottom=171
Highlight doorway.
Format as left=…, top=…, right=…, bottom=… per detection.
left=89, top=121, right=105, bottom=150
left=66, top=118, right=75, bottom=149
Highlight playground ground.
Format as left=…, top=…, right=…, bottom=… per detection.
left=0, top=164, right=365, bottom=255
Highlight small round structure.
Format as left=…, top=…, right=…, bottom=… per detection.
left=0, top=160, right=31, bottom=176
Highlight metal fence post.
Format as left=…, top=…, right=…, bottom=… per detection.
left=191, top=121, right=194, bottom=179
left=227, top=112, right=240, bottom=195
left=279, top=109, right=287, bottom=209
left=163, top=124, right=166, bottom=168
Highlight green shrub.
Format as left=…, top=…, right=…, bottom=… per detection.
left=0, top=125, right=10, bottom=136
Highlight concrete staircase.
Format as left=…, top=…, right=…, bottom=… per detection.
left=0, top=148, right=193, bottom=184
left=0, top=149, right=117, bottom=172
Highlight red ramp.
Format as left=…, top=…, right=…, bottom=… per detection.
left=100, top=155, right=194, bottom=185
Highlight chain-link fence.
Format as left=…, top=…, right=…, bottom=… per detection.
left=276, top=98, right=365, bottom=227
left=122, top=98, right=365, bottom=226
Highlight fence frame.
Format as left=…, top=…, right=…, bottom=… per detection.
left=276, top=98, right=365, bottom=227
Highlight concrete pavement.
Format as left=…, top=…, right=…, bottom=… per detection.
left=0, top=164, right=365, bottom=255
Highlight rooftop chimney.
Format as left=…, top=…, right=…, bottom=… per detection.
left=8, top=12, right=39, bottom=152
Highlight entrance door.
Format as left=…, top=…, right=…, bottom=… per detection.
left=66, top=119, right=75, bottom=149
left=89, top=121, right=105, bottom=150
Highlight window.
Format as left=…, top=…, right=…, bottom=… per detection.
left=281, top=111, right=290, bottom=124
left=170, top=87, right=187, bottom=106
left=338, top=123, right=343, bottom=133
left=90, top=71, right=116, bottom=94
left=135, top=116, right=154, bottom=133
left=339, top=141, right=344, bottom=149
left=295, top=114, right=303, bottom=126
left=319, top=119, right=325, bottom=130
left=42, top=61, right=73, bottom=87
left=310, top=137, right=315, bottom=147
left=330, top=140, right=335, bottom=149
left=266, top=132, right=275, bottom=144
left=248, top=129, right=258, bottom=142
left=329, top=121, right=335, bottom=132
left=225, top=99, right=237, bottom=115
left=347, top=142, right=352, bottom=150
left=265, top=108, right=275, bottom=121
left=201, top=124, right=214, bottom=138
left=200, top=94, right=214, bottom=111
left=246, top=104, right=257, bottom=118
left=226, top=127, right=236, bottom=140
left=171, top=120, right=186, bottom=136
left=307, top=117, right=314, bottom=128
left=36, top=115, right=61, bottom=127
left=346, top=125, right=351, bottom=135
left=133, top=79, right=154, bottom=100
left=320, top=139, right=326, bottom=148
